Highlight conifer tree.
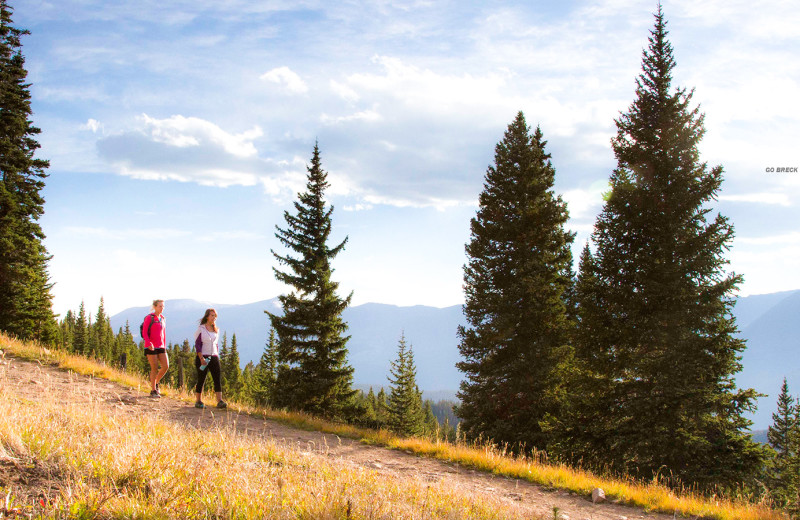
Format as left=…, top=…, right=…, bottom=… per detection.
left=387, top=334, right=425, bottom=437
left=72, top=302, right=88, bottom=355
left=375, top=388, right=389, bottom=427
left=569, top=7, right=764, bottom=488
left=456, top=111, right=575, bottom=452
left=0, top=1, right=56, bottom=343
left=251, top=328, right=278, bottom=407
left=225, top=333, right=243, bottom=399
left=768, top=378, right=799, bottom=507
left=267, top=143, right=356, bottom=419
left=58, top=310, right=75, bottom=351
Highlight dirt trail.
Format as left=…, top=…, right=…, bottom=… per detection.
left=1, top=355, right=676, bottom=520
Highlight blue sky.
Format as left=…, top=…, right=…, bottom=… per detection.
left=13, top=0, right=800, bottom=317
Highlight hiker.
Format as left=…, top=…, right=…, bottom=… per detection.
left=193, top=308, right=227, bottom=409
left=143, top=299, right=168, bottom=397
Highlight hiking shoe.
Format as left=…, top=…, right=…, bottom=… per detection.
left=216, top=401, right=228, bottom=409
left=149, top=390, right=160, bottom=398
left=194, top=401, right=205, bottom=409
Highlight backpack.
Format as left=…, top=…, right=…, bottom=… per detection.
left=139, top=313, right=157, bottom=340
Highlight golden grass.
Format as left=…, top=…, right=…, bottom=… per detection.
left=0, top=332, right=786, bottom=520
left=0, top=343, right=537, bottom=519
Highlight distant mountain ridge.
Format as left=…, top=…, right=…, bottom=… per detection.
left=110, top=289, right=800, bottom=429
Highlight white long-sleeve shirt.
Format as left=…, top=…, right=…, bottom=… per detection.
left=193, top=325, right=219, bottom=357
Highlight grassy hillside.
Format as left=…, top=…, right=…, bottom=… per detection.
left=0, top=332, right=784, bottom=520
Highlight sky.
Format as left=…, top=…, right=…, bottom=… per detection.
left=10, top=0, right=800, bottom=317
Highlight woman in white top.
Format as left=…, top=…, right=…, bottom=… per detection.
left=192, top=308, right=227, bottom=409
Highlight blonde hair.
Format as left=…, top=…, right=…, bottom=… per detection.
left=152, top=299, right=164, bottom=311
left=200, top=308, right=219, bottom=333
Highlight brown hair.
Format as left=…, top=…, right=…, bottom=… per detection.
left=152, top=299, right=164, bottom=311
left=200, top=308, right=219, bottom=333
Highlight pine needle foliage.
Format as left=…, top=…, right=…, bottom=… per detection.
left=767, top=378, right=800, bottom=510
left=0, top=0, right=56, bottom=342
left=387, top=333, right=425, bottom=437
left=567, top=6, right=765, bottom=489
left=268, top=143, right=356, bottom=419
left=456, top=111, right=575, bottom=452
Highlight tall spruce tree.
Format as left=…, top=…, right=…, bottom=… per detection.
left=387, top=333, right=425, bottom=437
left=225, top=333, right=243, bottom=399
left=569, top=7, right=764, bottom=488
left=456, top=111, right=575, bottom=452
left=251, top=328, right=278, bottom=407
left=0, top=0, right=56, bottom=342
left=267, top=143, right=356, bottom=419
left=768, top=378, right=799, bottom=507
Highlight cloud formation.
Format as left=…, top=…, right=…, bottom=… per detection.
left=260, top=66, right=309, bottom=94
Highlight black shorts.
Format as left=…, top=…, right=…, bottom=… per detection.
left=144, top=348, right=166, bottom=356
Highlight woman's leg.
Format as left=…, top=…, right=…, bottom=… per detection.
left=155, top=351, right=169, bottom=389
left=146, top=352, right=159, bottom=391
left=208, top=357, right=224, bottom=404
left=195, top=357, right=208, bottom=402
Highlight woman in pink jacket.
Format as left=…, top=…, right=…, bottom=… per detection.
left=143, top=299, right=168, bottom=397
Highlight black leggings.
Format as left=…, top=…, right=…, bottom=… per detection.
left=195, top=356, right=222, bottom=394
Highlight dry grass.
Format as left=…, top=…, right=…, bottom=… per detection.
left=0, top=332, right=786, bottom=520
left=0, top=337, right=536, bottom=519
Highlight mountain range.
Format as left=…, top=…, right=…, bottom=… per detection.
left=110, top=289, right=800, bottom=430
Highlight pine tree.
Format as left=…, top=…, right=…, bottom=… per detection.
left=58, top=310, right=75, bottom=351
left=768, top=378, right=799, bottom=507
left=387, top=333, right=425, bottom=437
left=0, top=1, right=56, bottom=343
left=72, top=302, right=88, bottom=355
left=218, top=332, right=228, bottom=386
left=375, top=388, right=389, bottom=427
left=267, top=143, right=356, bottom=419
left=569, top=6, right=765, bottom=489
left=251, top=328, right=279, bottom=407
left=456, top=111, right=575, bottom=452
left=225, top=333, right=243, bottom=399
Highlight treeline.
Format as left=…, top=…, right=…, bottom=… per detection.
left=53, top=298, right=458, bottom=440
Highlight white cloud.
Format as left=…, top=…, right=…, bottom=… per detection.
left=345, top=55, right=513, bottom=117
left=562, top=181, right=609, bottom=219
left=320, top=107, right=382, bottom=125
left=719, top=193, right=792, bottom=206
left=736, top=232, right=800, bottom=246
left=260, top=66, right=309, bottom=94
left=330, top=80, right=360, bottom=102
left=81, top=119, right=103, bottom=133
left=96, top=114, right=278, bottom=189
left=141, top=114, right=261, bottom=158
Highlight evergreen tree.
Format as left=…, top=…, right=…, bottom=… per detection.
left=375, top=388, right=389, bottom=427
left=251, top=328, right=279, bottom=407
left=568, top=7, right=765, bottom=489
left=72, top=301, right=88, bottom=355
left=456, top=111, right=575, bottom=452
left=225, top=333, right=243, bottom=399
left=422, top=400, right=438, bottom=436
left=92, top=297, right=114, bottom=361
left=768, top=378, right=799, bottom=508
left=0, top=1, right=56, bottom=343
left=218, top=331, right=228, bottom=385
left=267, top=143, right=356, bottom=419
left=387, top=333, right=425, bottom=437
left=58, top=310, right=75, bottom=351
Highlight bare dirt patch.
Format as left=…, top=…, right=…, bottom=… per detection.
left=1, top=355, right=675, bottom=520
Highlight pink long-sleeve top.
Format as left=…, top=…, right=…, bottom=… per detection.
left=143, top=313, right=166, bottom=349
